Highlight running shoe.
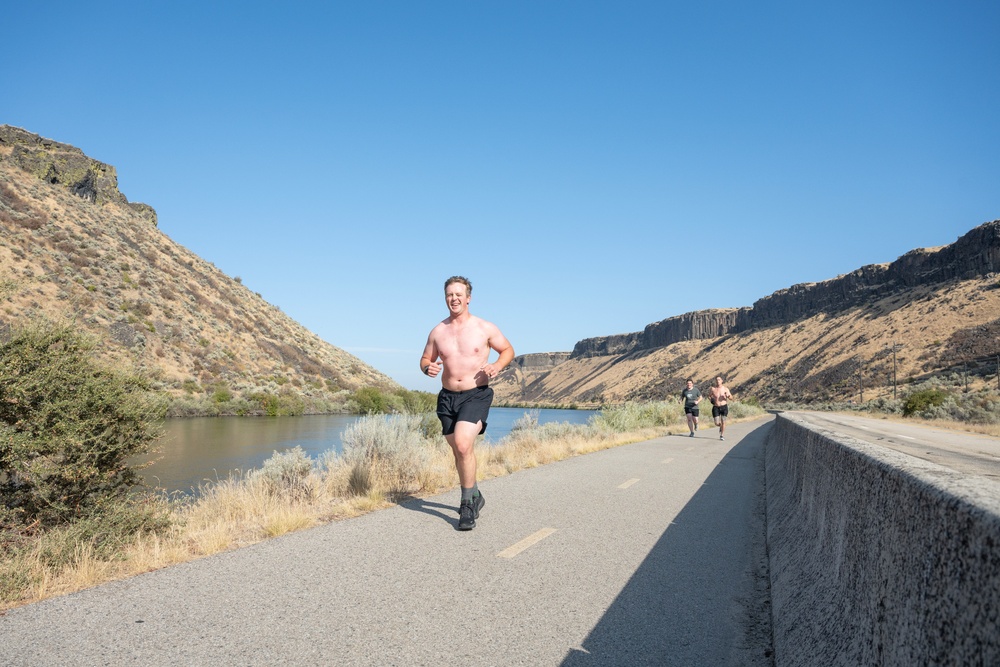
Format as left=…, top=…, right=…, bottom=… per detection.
left=720, top=435, right=725, bottom=441
left=458, top=500, right=476, bottom=530
left=689, top=432, right=695, bottom=438
left=458, top=493, right=485, bottom=530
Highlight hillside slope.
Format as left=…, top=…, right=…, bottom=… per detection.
left=494, top=221, right=1000, bottom=406
left=0, top=126, right=397, bottom=412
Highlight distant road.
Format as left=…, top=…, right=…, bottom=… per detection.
left=787, top=411, right=1000, bottom=481
left=1, top=418, right=777, bottom=667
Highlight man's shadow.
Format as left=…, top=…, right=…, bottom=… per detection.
left=398, top=495, right=461, bottom=529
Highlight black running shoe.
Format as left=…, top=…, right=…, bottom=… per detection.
left=457, top=493, right=485, bottom=531
left=458, top=499, right=476, bottom=530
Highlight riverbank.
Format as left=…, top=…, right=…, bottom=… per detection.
left=0, top=401, right=764, bottom=611
left=143, top=407, right=599, bottom=496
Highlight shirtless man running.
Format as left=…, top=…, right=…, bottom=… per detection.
left=708, top=375, right=733, bottom=441
left=420, top=276, right=514, bottom=530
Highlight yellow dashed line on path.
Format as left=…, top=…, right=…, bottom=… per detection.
left=497, top=528, right=557, bottom=559
left=618, top=478, right=640, bottom=489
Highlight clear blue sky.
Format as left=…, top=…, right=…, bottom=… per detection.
left=5, top=1, right=998, bottom=390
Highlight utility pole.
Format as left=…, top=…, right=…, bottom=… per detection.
left=892, top=343, right=898, bottom=401
left=859, top=361, right=864, bottom=404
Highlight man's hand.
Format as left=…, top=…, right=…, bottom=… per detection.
left=480, top=363, right=500, bottom=379
left=424, top=361, right=443, bottom=378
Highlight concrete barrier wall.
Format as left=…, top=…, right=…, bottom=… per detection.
left=766, top=412, right=1000, bottom=666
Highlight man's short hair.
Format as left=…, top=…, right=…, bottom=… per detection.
left=686, top=378, right=694, bottom=383
left=444, top=276, right=472, bottom=295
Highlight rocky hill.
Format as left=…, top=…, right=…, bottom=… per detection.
left=0, top=126, right=397, bottom=413
left=494, top=220, right=1000, bottom=406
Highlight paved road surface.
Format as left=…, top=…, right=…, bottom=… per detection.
left=1, top=418, right=776, bottom=667
left=788, top=411, right=1000, bottom=482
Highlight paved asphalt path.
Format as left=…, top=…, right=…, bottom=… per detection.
left=1, top=417, right=776, bottom=667
left=788, top=411, right=1000, bottom=482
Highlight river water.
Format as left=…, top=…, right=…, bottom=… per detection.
left=142, top=407, right=598, bottom=495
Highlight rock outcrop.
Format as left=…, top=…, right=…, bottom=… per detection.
left=573, top=309, right=750, bottom=358
left=0, top=125, right=157, bottom=225
left=494, top=219, right=1000, bottom=405
left=510, top=352, right=572, bottom=370
left=572, top=220, right=1000, bottom=358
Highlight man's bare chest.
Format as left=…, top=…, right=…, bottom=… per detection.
left=438, top=329, right=489, bottom=358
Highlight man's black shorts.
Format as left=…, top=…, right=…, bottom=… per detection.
left=712, top=404, right=729, bottom=419
left=437, top=385, right=493, bottom=436
left=684, top=406, right=699, bottom=417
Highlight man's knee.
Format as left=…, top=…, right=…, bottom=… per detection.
left=448, top=422, right=480, bottom=449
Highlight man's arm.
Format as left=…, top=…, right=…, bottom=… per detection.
left=419, top=332, right=442, bottom=378
left=481, top=324, right=514, bottom=379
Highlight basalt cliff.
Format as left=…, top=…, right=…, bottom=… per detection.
left=493, top=220, right=1000, bottom=405
left=0, top=126, right=397, bottom=413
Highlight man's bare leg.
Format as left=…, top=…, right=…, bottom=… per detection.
left=446, top=420, right=481, bottom=489
left=447, top=420, right=486, bottom=529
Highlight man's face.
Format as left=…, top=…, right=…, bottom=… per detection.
left=715, top=377, right=723, bottom=386
left=686, top=381, right=693, bottom=389
left=445, top=283, right=470, bottom=314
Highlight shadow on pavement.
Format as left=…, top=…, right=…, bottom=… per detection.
left=398, top=496, right=459, bottom=528
left=562, top=421, right=776, bottom=667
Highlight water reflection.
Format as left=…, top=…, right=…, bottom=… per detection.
left=142, top=408, right=597, bottom=496
left=142, top=414, right=359, bottom=495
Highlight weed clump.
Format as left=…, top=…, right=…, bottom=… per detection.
left=336, top=415, right=434, bottom=496
left=252, top=446, right=316, bottom=500
left=592, top=401, right=684, bottom=432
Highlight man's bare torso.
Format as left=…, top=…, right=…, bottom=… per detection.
left=430, top=315, right=493, bottom=391
left=709, top=385, right=731, bottom=406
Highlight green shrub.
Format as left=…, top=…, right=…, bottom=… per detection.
left=349, top=387, right=437, bottom=415
left=350, top=386, right=387, bottom=414
left=0, top=321, right=165, bottom=528
left=903, top=388, right=948, bottom=417
left=248, top=392, right=306, bottom=417
left=389, top=389, right=436, bottom=414
left=208, top=383, right=233, bottom=404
